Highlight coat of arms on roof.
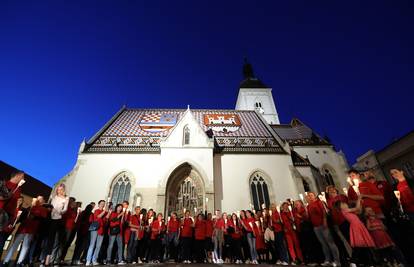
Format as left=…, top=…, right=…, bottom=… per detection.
left=139, top=113, right=177, bottom=133
left=203, top=114, right=242, bottom=133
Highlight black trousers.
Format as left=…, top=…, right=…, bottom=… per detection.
left=149, top=238, right=162, bottom=261
left=181, top=237, right=192, bottom=261
left=194, top=239, right=205, bottom=263
left=137, top=237, right=147, bottom=260
left=231, top=238, right=243, bottom=261
left=241, top=234, right=250, bottom=261
left=72, top=230, right=89, bottom=263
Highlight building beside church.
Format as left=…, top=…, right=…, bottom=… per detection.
left=58, top=60, right=349, bottom=214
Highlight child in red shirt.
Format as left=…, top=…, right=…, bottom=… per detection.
left=149, top=213, right=165, bottom=263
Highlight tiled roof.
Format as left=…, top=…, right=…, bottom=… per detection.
left=85, top=108, right=285, bottom=153
left=271, top=119, right=331, bottom=146
left=290, top=150, right=312, bottom=167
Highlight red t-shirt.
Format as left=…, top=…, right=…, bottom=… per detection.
left=194, top=219, right=206, bottom=240
left=168, top=218, right=180, bottom=233
left=90, top=209, right=107, bottom=235
left=228, top=219, right=242, bottom=239
left=307, top=200, right=326, bottom=227
left=397, top=180, right=414, bottom=213
left=0, top=181, right=21, bottom=218
left=214, top=218, right=225, bottom=229
left=270, top=210, right=283, bottom=232
left=205, top=219, right=214, bottom=238
left=108, top=212, right=122, bottom=234
left=347, top=185, right=359, bottom=204
left=243, top=217, right=256, bottom=232
left=150, top=220, right=164, bottom=240
left=375, top=181, right=393, bottom=214
left=18, top=205, right=48, bottom=234
left=327, top=194, right=348, bottom=226
left=63, top=208, right=77, bottom=231
left=359, top=181, right=383, bottom=215
left=180, top=217, right=193, bottom=237
left=293, top=207, right=307, bottom=232
left=280, top=211, right=294, bottom=233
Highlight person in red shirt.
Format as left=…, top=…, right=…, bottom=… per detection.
left=212, top=210, right=225, bottom=263
left=391, top=168, right=414, bottom=220
left=241, top=210, right=258, bottom=264
left=166, top=212, right=180, bottom=262
left=106, top=204, right=126, bottom=264
left=180, top=210, right=194, bottom=263
left=326, top=186, right=351, bottom=244
left=307, top=192, right=340, bottom=266
left=126, top=206, right=141, bottom=263
left=194, top=213, right=206, bottom=263
left=347, top=169, right=361, bottom=205
left=149, top=213, right=165, bottom=263
left=228, top=213, right=243, bottom=263
left=280, top=202, right=303, bottom=264
left=0, top=171, right=24, bottom=258
left=269, top=203, right=289, bottom=264
left=359, top=179, right=385, bottom=219
left=71, top=203, right=94, bottom=265
left=61, top=197, right=78, bottom=261
left=3, top=196, right=48, bottom=266
left=121, top=201, right=131, bottom=248
left=85, top=200, right=108, bottom=265
left=204, top=213, right=214, bottom=263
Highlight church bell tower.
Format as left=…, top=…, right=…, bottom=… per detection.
left=235, top=59, right=280, bottom=125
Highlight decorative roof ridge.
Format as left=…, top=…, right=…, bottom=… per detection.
left=253, top=110, right=288, bottom=154
left=86, top=105, right=127, bottom=145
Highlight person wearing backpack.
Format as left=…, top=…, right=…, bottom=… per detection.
left=85, top=200, right=108, bottom=266
left=106, top=204, right=126, bottom=265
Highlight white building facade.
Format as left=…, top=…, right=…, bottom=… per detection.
left=58, top=61, right=349, bottom=214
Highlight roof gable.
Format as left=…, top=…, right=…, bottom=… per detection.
left=84, top=108, right=285, bottom=153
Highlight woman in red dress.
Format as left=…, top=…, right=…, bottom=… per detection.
left=253, top=213, right=266, bottom=262
left=335, top=197, right=375, bottom=266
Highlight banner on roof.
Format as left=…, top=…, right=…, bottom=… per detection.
left=203, top=114, right=241, bottom=133
left=139, top=113, right=177, bottom=132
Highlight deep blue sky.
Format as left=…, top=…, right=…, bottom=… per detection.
left=1, top=1, right=413, bottom=186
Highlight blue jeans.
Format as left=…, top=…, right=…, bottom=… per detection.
left=107, top=234, right=123, bottom=262
left=246, top=232, right=258, bottom=261
left=86, top=231, right=104, bottom=264
left=274, top=231, right=289, bottom=262
left=314, top=226, right=340, bottom=263
left=4, top=233, right=33, bottom=263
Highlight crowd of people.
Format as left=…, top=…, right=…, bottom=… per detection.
left=0, top=167, right=413, bottom=267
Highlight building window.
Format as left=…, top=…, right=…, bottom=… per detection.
left=316, top=150, right=320, bottom=154
left=110, top=172, right=131, bottom=205
left=250, top=172, right=270, bottom=210
left=323, top=169, right=335, bottom=186
left=254, top=102, right=262, bottom=108
left=183, top=125, right=190, bottom=145
left=302, top=178, right=311, bottom=192
left=323, top=150, right=327, bottom=154
left=403, top=162, right=414, bottom=178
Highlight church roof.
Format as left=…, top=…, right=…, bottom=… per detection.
left=85, top=108, right=286, bottom=153
left=270, top=118, right=331, bottom=146
left=290, top=150, right=312, bottom=167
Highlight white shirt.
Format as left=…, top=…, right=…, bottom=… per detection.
left=51, top=195, right=69, bottom=220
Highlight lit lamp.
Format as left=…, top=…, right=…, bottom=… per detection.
left=394, top=190, right=404, bottom=213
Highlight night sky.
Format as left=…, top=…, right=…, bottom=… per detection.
left=1, top=1, right=413, bottom=186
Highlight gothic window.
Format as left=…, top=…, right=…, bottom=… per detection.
left=110, top=172, right=131, bottom=205
left=176, top=177, right=200, bottom=214
left=403, top=162, right=414, bottom=178
left=183, top=125, right=190, bottom=145
left=302, top=178, right=311, bottom=192
left=250, top=172, right=270, bottom=210
left=323, top=169, right=335, bottom=186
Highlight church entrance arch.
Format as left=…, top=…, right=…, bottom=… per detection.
left=165, top=163, right=205, bottom=217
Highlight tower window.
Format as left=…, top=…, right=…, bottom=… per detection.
left=255, top=102, right=262, bottom=108
left=183, top=125, right=190, bottom=145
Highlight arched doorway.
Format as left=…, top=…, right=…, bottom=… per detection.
left=165, top=163, right=205, bottom=217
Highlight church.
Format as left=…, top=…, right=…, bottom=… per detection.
left=58, top=60, right=349, bottom=215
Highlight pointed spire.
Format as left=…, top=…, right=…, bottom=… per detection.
left=242, top=57, right=255, bottom=79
